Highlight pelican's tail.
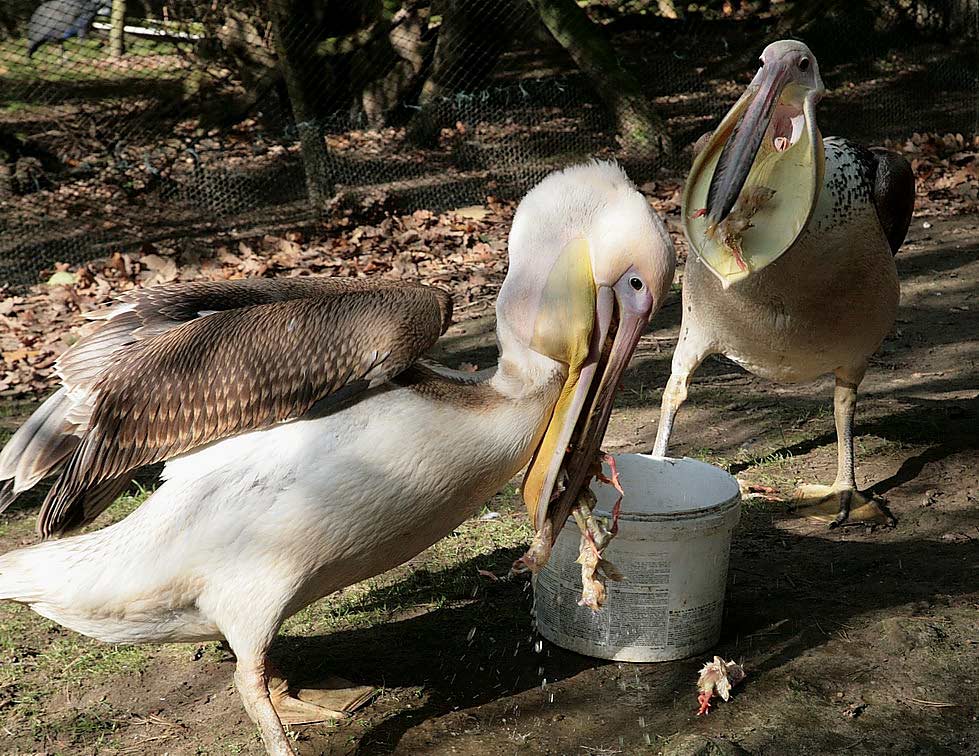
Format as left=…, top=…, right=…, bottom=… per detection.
left=0, top=545, right=46, bottom=604
left=0, top=387, right=80, bottom=517
left=0, top=533, right=97, bottom=607
left=0, top=538, right=119, bottom=640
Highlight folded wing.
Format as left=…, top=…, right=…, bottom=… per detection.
left=0, top=277, right=452, bottom=537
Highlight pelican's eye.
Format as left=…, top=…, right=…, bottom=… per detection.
left=629, top=277, right=644, bottom=291
left=799, top=57, right=810, bottom=71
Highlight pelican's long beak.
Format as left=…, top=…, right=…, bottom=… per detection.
left=683, top=56, right=824, bottom=286
left=706, top=59, right=793, bottom=227
left=522, top=239, right=651, bottom=541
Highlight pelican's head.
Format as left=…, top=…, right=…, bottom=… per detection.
left=684, top=40, right=826, bottom=286
left=498, top=161, right=675, bottom=538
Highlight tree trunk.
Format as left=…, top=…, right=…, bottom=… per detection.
left=945, top=0, right=977, bottom=33
left=268, top=0, right=334, bottom=209
left=406, top=0, right=517, bottom=146
left=109, top=0, right=126, bottom=58
left=527, top=0, right=671, bottom=159
left=359, top=3, right=431, bottom=128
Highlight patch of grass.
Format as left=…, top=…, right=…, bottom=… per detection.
left=0, top=36, right=182, bottom=81
left=688, top=446, right=734, bottom=469
left=0, top=100, right=30, bottom=113
left=0, top=605, right=152, bottom=685
left=37, top=636, right=150, bottom=685
left=29, top=701, right=120, bottom=747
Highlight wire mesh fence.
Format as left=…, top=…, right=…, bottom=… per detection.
left=0, top=0, right=976, bottom=288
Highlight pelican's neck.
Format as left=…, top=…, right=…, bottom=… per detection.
left=490, top=318, right=567, bottom=401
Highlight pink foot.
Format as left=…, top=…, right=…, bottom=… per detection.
left=599, top=453, right=624, bottom=535
left=598, top=453, right=625, bottom=495
left=697, top=690, right=713, bottom=716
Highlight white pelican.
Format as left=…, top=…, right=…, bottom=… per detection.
left=653, top=40, right=914, bottom=526
left=0, top=161, right=675, bottom=756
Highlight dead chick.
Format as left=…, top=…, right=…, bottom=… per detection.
left=704, top=185, right=778, bottom=272
left=696, top=656, right=746, bottom=715
left=513, top=453, right=626, bottom=610
left=571, top=455, right=627, bottom=611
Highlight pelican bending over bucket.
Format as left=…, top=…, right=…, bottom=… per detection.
left=653, top=41, right=914, bottom=526
left=0, top=161, right=674, bottom=756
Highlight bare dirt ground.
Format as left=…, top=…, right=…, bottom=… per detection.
left=1, top=213, right=978, bottom=755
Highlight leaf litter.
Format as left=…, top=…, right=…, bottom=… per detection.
left=2, top=131, right=975, bottom=400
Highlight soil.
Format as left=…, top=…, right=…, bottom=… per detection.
left=1, top=214, right=978, bottom=755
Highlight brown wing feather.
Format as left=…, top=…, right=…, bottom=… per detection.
left=2, top=277, right=451, bottom=538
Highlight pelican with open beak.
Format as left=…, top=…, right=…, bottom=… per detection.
left=0, top=161, right=674, bottom=756
left=655, top=41, right=914, bottom=527
left=686, top=39, right=826, bottom=286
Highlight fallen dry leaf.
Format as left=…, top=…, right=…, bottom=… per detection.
left=3, top=349, right=40, bottom=364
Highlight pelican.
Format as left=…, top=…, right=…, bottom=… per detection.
left=0, top=161, right=675, bottom=756
left=653, top=41, right=914, bottom=526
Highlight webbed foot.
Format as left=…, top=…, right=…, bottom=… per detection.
left=791, top=484, right=891, bottom=527
left=269, top=674, right=374, bottom=725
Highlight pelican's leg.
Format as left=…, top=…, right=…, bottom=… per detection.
left=830, top=371, right=861, bottom=525
left=232, top=652, right=296, bottom=756
left=267, top=666, right=374, bottom=725
left=793, top=366, right=889, bottom=526
left=652, top=333, right=713, bottom=457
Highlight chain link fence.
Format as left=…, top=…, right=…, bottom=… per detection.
left=0, top=0, right=976, bottom=288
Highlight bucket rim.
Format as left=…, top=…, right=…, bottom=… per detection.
left=585, top=454, right=741, bottom=522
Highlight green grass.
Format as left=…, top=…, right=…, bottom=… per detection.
left=0, top=34, right=201, bottom=114
left=0, top=35, right=181, bottom=76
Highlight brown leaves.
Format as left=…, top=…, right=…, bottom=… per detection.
left=271, top=237, right=303, bottom=269
left=2, top=349, right=40, bottom=364
left=0, top=289, right=73, bottom=396
left=886, top=132, right=979, bottom=216
left=139, top=254, right=179, bottom=285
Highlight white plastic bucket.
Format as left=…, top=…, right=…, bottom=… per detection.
left=532, top=454, right=741, bottom=662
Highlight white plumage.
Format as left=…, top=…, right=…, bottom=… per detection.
left=0, top=161, right=676, bottom=755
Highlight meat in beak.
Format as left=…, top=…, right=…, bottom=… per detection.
left=682, top=50, right=824, bottom=286
left=706, top=59, right=792, bottom=228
